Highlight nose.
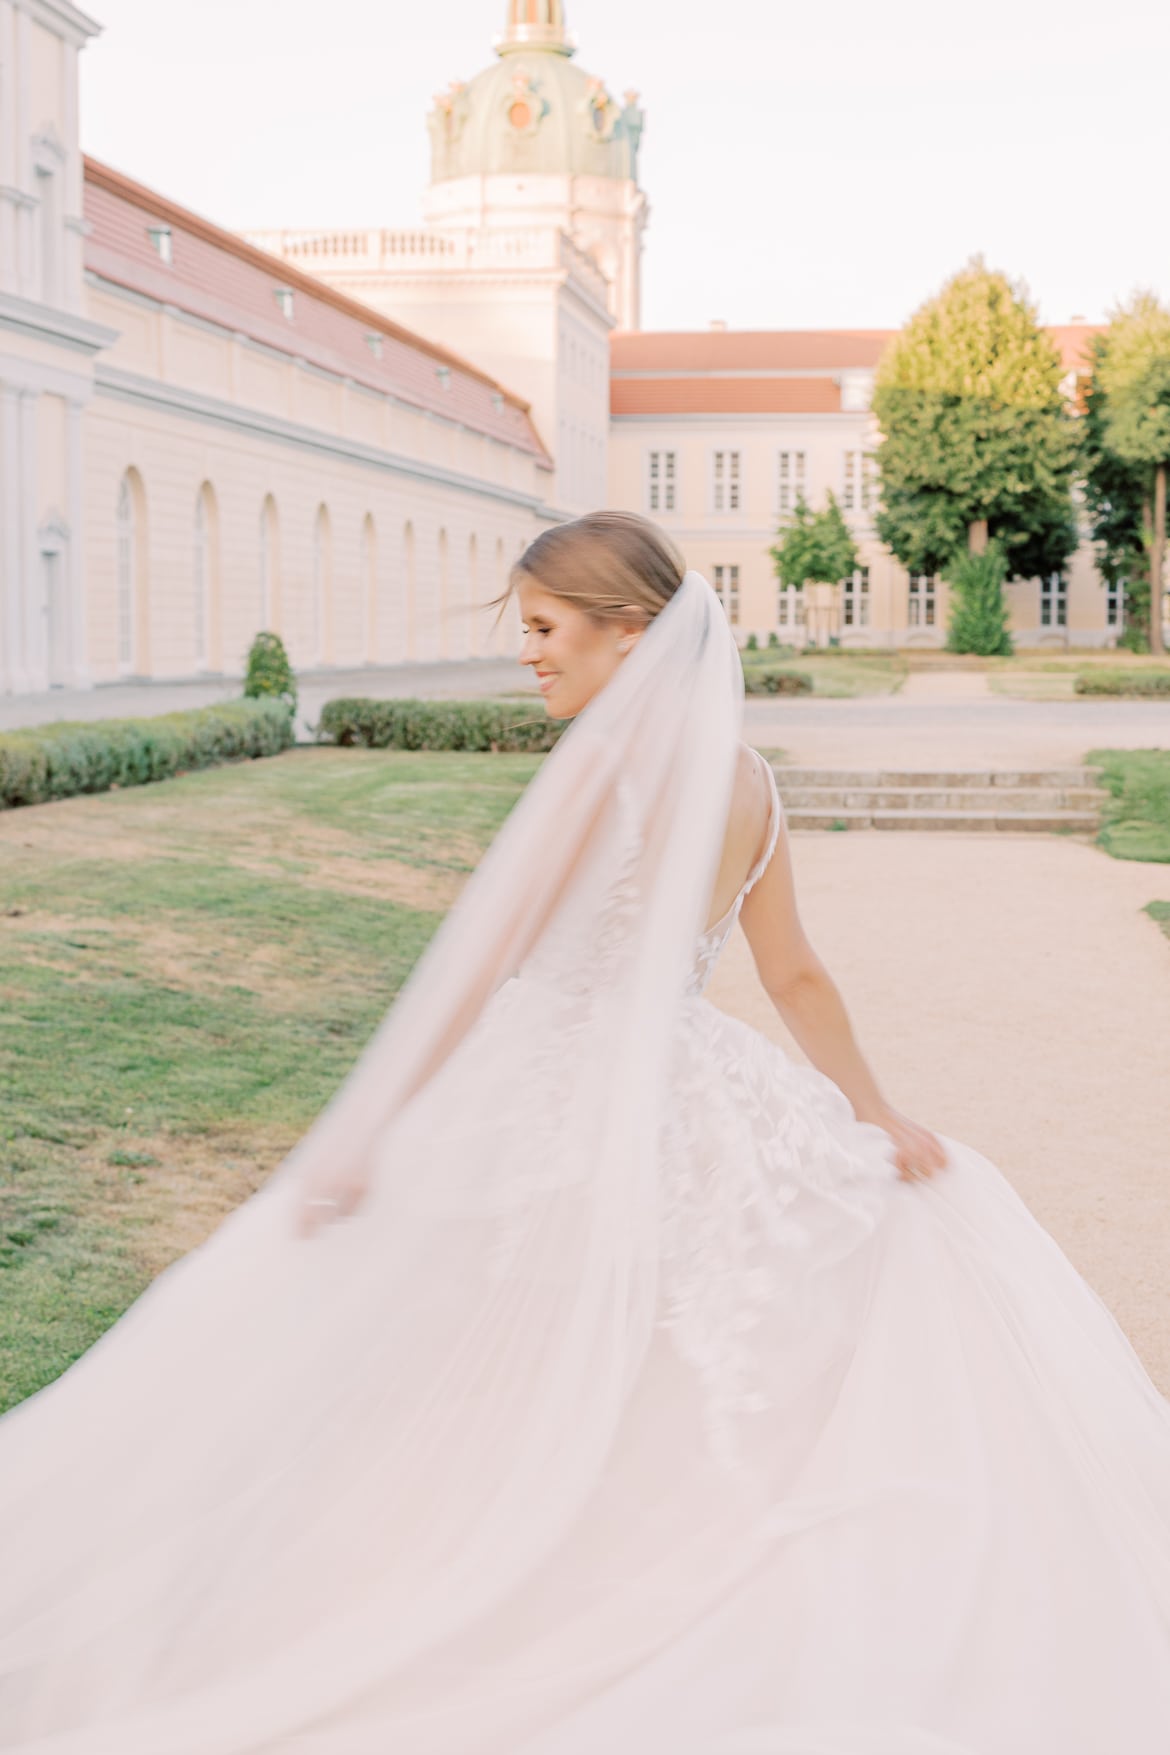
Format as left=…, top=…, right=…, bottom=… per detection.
left=518, top=630, right=540, bottom=666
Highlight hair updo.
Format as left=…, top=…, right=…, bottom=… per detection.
left=489, top=511, right=686, bottom=631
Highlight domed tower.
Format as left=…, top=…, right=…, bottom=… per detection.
left=245, top=0, right=642, bottom=514
left=425, top=0, right=647, bottom=331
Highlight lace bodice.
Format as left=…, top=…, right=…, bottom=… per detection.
left=684, top=754, right=782, bottom=999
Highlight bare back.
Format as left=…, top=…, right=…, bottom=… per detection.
left=701, top=744, right=775, bottom=935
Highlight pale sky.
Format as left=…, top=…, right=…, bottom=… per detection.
left=80, top=0, right=1168, bottom=334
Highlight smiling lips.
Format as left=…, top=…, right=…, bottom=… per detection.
left=535, top=673, right=557, bottom=691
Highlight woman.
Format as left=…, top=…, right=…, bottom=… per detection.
left=2, top=513, right=1169, bottom=1753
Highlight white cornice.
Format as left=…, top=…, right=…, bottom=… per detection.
left=17, top=0, right=102, bottom=47
left=93, top=365, right=551, bottom=515
left=0, top=290, right=118, bottom=356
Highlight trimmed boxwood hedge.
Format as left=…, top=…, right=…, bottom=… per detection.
left=1074, top=670, right=1170, bottom=697
left=742, top=669, right=814, bottom=696
left=0, top=699, right=294, bottom=810
left=317, top=697, right=564, bottom=753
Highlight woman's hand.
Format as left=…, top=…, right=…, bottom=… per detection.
left=864, top=1104, right=950, bottom=1183
left=297, top=1177, right=367, bottom=1239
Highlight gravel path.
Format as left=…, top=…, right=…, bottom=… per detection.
left=743, top=693, right=1170, bottom=768
left=706, top=832, right=1170, bottom=1393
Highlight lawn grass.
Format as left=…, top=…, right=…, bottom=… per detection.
left=988, top=651, right=1170, bottom=700
left=1087, top=749, right=1170, bottom=864
left=1147, top=902, right=1170, bottom=945
left=740, top=649, right=907, bottom=697
left=0, top=747, right=539, bottom=1413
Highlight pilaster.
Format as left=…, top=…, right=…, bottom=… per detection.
left=18, top=386, right=38, bottom=688
left=65, top=393, right=90, bottom=684
left=0, top=384, right=21, bottom=692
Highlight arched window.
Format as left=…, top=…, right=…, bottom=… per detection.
left=437, top=527, right=449, bottom=660
left=115, top=469, right=147, bottom=674
left=467, top=532, right=479, bottom=658
left=193, top=491, right=207, bottom=666
left=313, top=503, right=331, bottom=664
left=116, top=474, right=135, bottom=671
left=403, top=521, right=416, bottom=661
left=361, top=513, right=377, bottom=661
left=491, top=534, right=507, bottom=657
left=259, top=494, right=278, bottom=631
left=193, top=483, right=218, bottom=668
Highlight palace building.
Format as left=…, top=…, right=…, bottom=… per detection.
left=0, top=0, right=1127, bottom=699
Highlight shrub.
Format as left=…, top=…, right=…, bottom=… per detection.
left=243, top=631, right=297, bottom=715
left=0, top=700, right=294, bottom=810
left=945, top=542, right=1014, bottom=656
left=745, top=632, right=759, bottom=652
left=767, top=631, right=780, bottom=649
left=1074, top=670, right=1170, bottom=697
left=741, top=670, right=814, bottom=696
left=317, top=697, right=565, bottom=752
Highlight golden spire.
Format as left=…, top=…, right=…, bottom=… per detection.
left=497, top=0, right=575, bottom=56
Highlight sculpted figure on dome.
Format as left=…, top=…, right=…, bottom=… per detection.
left=427, top=79, right=471, bottom=174
left=504, top=64, right=549, bottom=137
left=580, top=76, right=618, bottom=141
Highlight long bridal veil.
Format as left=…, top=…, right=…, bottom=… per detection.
left=0, top=571, right=747, bottom=1750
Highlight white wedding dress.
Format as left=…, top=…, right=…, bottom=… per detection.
left=2, top=573, right=1169, bottom=1753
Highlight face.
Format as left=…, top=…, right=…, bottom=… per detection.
left=516, top=576, right=642, bottom=718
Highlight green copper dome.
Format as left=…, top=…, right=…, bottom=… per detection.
left=427, top=1, right=644, bottom=184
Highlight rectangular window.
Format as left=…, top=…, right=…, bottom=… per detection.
left=777, top=585, right=805, bottom=629
left=713, top=450, right=741, bottom=512
left=714, top=564, right=740, bottom=625
left=907, top=573, right=936, bottom=627
left=842, top=450, right=875, bottom=514
left=648, top=450, right=676, bottom=513
left=843, top=566, right=870, bottom=628
left=1106, top=578, right=1125, bottom=628
left=1040, top=571, right=1068, bottom=628
left=777, top=450, right=807, bottom=515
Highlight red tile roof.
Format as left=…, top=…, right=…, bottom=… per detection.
left=1048, top=324, right=1104, bottom=376
left=611, top=375, right=843, bottom=416
left=610, top=324, right=1106, bottom=416
left=83, top=157, right=551, bottom=466
left=611, top=330, right=894, bottom=372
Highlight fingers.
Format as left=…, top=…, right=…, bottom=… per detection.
left=895, top=1126, right=949, bottom=1182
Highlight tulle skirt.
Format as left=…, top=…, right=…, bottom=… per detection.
left=2, top=976, right=1169, bottom=1753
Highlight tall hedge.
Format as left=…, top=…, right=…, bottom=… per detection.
left=317, top=698, right=564, bottom=753
left=0, top=699, right=294, bottom=809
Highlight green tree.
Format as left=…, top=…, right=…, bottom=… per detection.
left=1080, top=332, right=1151, bottom=650
left=945, top=541, right=1013, bottom=656
left=1097, top=292, right=1170, bottom=656
left=243, top=630, right=297, bottom=716
left=770, top=492, right=858, bottom=589
left=872, top=259, right=1078, bottom=583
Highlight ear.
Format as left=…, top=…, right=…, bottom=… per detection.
left=615, top=604, right=648, bottom=647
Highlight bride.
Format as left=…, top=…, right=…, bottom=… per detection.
left=2, top=512, right=1169, bottom=1753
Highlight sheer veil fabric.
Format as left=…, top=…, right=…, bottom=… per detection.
left=3, top=569, right=1170, bottom=1752
left=0, top=570, right=746, bottom=1747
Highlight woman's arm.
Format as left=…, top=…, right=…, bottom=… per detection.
left=738, top=808, right=948, bottom=1182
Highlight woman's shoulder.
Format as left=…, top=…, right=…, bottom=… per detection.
left=734, top=742, right=774, bottom=803
left=724, top=744, right=778, bottom=866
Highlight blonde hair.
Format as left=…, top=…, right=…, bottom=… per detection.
left=488, top=511, right=686, bottom=631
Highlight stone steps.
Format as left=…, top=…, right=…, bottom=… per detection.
left=776, top=767, right=1103, bottom=788
left=771, top=766, right=1108, bottom=834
